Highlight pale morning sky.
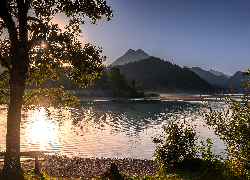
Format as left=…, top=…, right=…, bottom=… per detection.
left=77, top=0, right=250, bottom=76
left=2, top=0, right=249, bottom=76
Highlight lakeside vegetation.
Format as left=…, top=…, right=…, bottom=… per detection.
left=17, top=71, right=250, bottom=179
left=0, top=159, right=243, bottom=180
left=25, top=66, right=161, bottom=98
left=3, top=70, right=250, bottom=179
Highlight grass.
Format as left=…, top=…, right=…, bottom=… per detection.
left=144, top=92, right=160, bottom=97
left=1, top=159, right=245, bottom=180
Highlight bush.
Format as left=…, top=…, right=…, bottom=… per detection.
left=201, top=69, right=250, bottom=178
left=153, top=119, right=198, bottom=167
left=144, top=92, right=160, bottom=97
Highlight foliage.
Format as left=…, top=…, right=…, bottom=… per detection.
left=26, top=72, right=81, bottom=90
left=97, top=161, right=240, bottom=180
left=0, top=162, right=243, bottom=180
left=152, top=119, right=245, bottom=179
left=89, top=67, right=146, bottom=97
left=153, top=119, right=198, bottom=167
left=108, top=66, right=130, bottom=97
left=26, top=66, right=147, bottom=98
left=201, top=69, right=250, bottom=178
left=144, top=92, right=160, bottom=97
left=135, top=83, right=145, bottom=97
left=0, top=0, right=113, bottom=178
left=22, top=87, right=79, bottom=110
left=200, top=138, right=221, bottom=161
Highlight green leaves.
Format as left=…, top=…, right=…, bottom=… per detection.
left=153, top=119, right=198, bottom=167
left=200, top=138, right=221, bottom=161
left=22, top=87, right=79, bottom=110
left=201, top=69, right=250, bottom=176
left=0, top=0, right=113, bottom=177
left=0, top=0, right=111, bottom=107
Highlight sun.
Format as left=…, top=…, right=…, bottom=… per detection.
left=25, top=107, right=58, bottom=151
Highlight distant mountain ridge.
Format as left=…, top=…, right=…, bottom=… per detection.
left=110, top=49, right=248, bottom=93
left=118, top=57, right=215, bottom=94
left=111, top=49, right=150, bottom=66
left=209, top=69, right=230, bottom=78
left=189, top=67, right=248, bottom=93
left=189, top=67, right=229, bottom=88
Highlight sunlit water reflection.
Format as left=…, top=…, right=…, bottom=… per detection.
left=0, top=100, right=227, bottom=160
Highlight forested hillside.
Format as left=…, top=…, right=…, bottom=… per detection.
left=26, top=56, right=216, bottom=94
left=189, top=67, right=229, bottom=92
left=117, top=57, right=215, bottom=94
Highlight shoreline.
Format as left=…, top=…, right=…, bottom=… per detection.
left=21, top=155, right=161, bottom=179
left=76, top=93, right=215, bottom=103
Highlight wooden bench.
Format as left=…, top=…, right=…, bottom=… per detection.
left=0, top=151, right=44, bottom=171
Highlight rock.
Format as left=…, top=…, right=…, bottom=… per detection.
left=109, top=163, right=122, bottom=180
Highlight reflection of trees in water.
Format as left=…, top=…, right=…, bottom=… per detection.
left=69, top=101, right=202, bottom=136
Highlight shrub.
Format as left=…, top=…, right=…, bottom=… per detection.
left=144, top=92, right=160, bottom=97
left=201, top=69, right=250, bottom=178
left=153, top=119, right=198, bottom=167
left=200, top=138, right=221, bottom=161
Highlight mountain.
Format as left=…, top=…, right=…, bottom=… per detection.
left=190, top=67, right=248, bottom=93
left=223, top=71, right=249, bottom=92
left=209, top=69, right=230, bottom=78
left=117, top=57, right=215, bottom=94
left=111, top=49, right=150, bottom=66
left=189, top=67, right=229, bottom=88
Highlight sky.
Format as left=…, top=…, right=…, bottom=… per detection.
left=76, top=0, right=250, bottom=76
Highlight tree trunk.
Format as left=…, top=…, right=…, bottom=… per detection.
left=2, top=2, right=29, bottom=179
left=3, top=55, right=26, bottom=179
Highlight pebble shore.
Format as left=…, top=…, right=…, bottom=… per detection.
left=21, top=155, right=161, bottom=179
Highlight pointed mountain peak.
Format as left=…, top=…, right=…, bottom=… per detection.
left=127, top=49, right=135, bottom=52
left=136, top=49, right=144, bottom=52
left=111, top=49, right=150, bottom=66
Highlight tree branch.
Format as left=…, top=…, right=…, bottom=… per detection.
left=23, top=91, right=42, bottom=104
left=0, top=1, right=19, bottom=46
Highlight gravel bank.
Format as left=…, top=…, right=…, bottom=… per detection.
left=21, top=155, right=161, bottom=179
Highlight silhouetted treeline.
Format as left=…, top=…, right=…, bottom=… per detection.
left=26, top=57, right=215, bottom=95
left=89, top=66, right=145, bottom=97
left=116, top=57, right=215, bottom=94
left=26, top=67, right=145, bottom=97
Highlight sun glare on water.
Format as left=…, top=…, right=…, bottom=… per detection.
left=24, top=107, right=59, bottom=151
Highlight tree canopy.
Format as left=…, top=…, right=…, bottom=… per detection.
left=0, top=0, right=112, bottom=179
left=89, top=66, right=145, bottom=97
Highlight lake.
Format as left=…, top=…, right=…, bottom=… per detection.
left=0, top=94, right=227, bottom=160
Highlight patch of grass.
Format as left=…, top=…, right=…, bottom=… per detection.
left=95, top=159, right=244, bottom=180
left=94, top=168, right=180, bottom=180
left=144, top=92, right=160, bottom=97
left=1, top=159, right=246, bottom=180
left=159, top=159, right=243, bottom=180
left=0, top=168, right=83, bottom=180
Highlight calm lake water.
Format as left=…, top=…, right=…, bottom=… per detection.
left=0, top=96, right=227, bottom=160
